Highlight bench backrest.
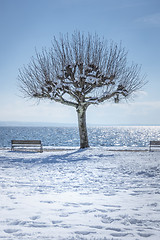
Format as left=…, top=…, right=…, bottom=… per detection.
left=150, top=141, right=160, bottom=146
left=11, top=140, right=41, bottom=145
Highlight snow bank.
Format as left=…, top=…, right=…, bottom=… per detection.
left=0, top=147, right=160, bottom=239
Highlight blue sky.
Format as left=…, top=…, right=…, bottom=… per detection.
left=0, top=0, right=160, bottom=125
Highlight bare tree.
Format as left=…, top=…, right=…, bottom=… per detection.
left=18, top=31, right=145, bottom=148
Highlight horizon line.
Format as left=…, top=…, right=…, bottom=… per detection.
left=0, top=121, right=160, bottom=127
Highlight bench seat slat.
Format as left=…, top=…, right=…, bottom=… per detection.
left=11, top=140, right=41, bottom=144
left=150, top=141, right=160, bottom=145
left=11, top=140, right=43, bottom=152
left=149, top=141, right=160, bottom=151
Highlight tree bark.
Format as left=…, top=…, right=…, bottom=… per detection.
left=76, top=105, right=89, bottom=148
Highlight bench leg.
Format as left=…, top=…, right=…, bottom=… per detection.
left=40, top=146, right=43, bottom=153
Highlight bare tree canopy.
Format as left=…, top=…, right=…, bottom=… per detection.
left=19, top=31, right=146, bottom=148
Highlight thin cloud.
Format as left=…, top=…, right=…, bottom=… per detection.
left=136, top=13, right=160, bottom=26
left=117, top=101, right=160, bottom=109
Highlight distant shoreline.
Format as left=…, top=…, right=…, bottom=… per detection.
left=0, top=121, right=160, bottom=127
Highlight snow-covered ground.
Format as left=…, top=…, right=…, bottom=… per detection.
left=0, top=147, right=160, bottom=240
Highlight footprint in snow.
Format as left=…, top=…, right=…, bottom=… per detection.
left=138, top=232, right=153, bottom=237
left=75, top=231, right=96, bottom=235
left=9, top=220, right=26, bottom=226
left=29, top=215, right=40, bottom=220
left=52, top=220, right=63, bottom=224
left=106, top=227, right=122, bottom=232
left=110, top=232, right=130, bottom=237
left=4, top=229, right=19, bottom=234
left=59, top=213, right=69, bottom=217
left=89, top=225, right=103, bottom=229
left=80, top=202, right=93, bottom=206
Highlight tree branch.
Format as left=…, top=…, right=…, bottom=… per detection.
left=18, top=31, right=146, bottom=110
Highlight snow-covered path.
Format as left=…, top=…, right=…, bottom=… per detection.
left=0, top=148, right=160, bottom=239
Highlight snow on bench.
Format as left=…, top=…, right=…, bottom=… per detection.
left=149, top=141, right=160, bottom=151
left=11, top=140, right=43, bottom=152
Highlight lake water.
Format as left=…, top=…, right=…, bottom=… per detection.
left=0, top=126, right=160, bottom=148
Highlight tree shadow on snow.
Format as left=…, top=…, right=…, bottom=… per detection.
left=0, top=148, right=114, bottom=165
left=0, top=148, right=89, bottom=164
left=38, top=148, right=91, bottom=164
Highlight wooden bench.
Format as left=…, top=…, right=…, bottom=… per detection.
left=149, top=141, right=160, bottom=151
left=11, top=140, right=43, bottom=152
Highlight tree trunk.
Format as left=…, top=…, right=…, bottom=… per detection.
left=76, top=105, right=89, bottom=148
